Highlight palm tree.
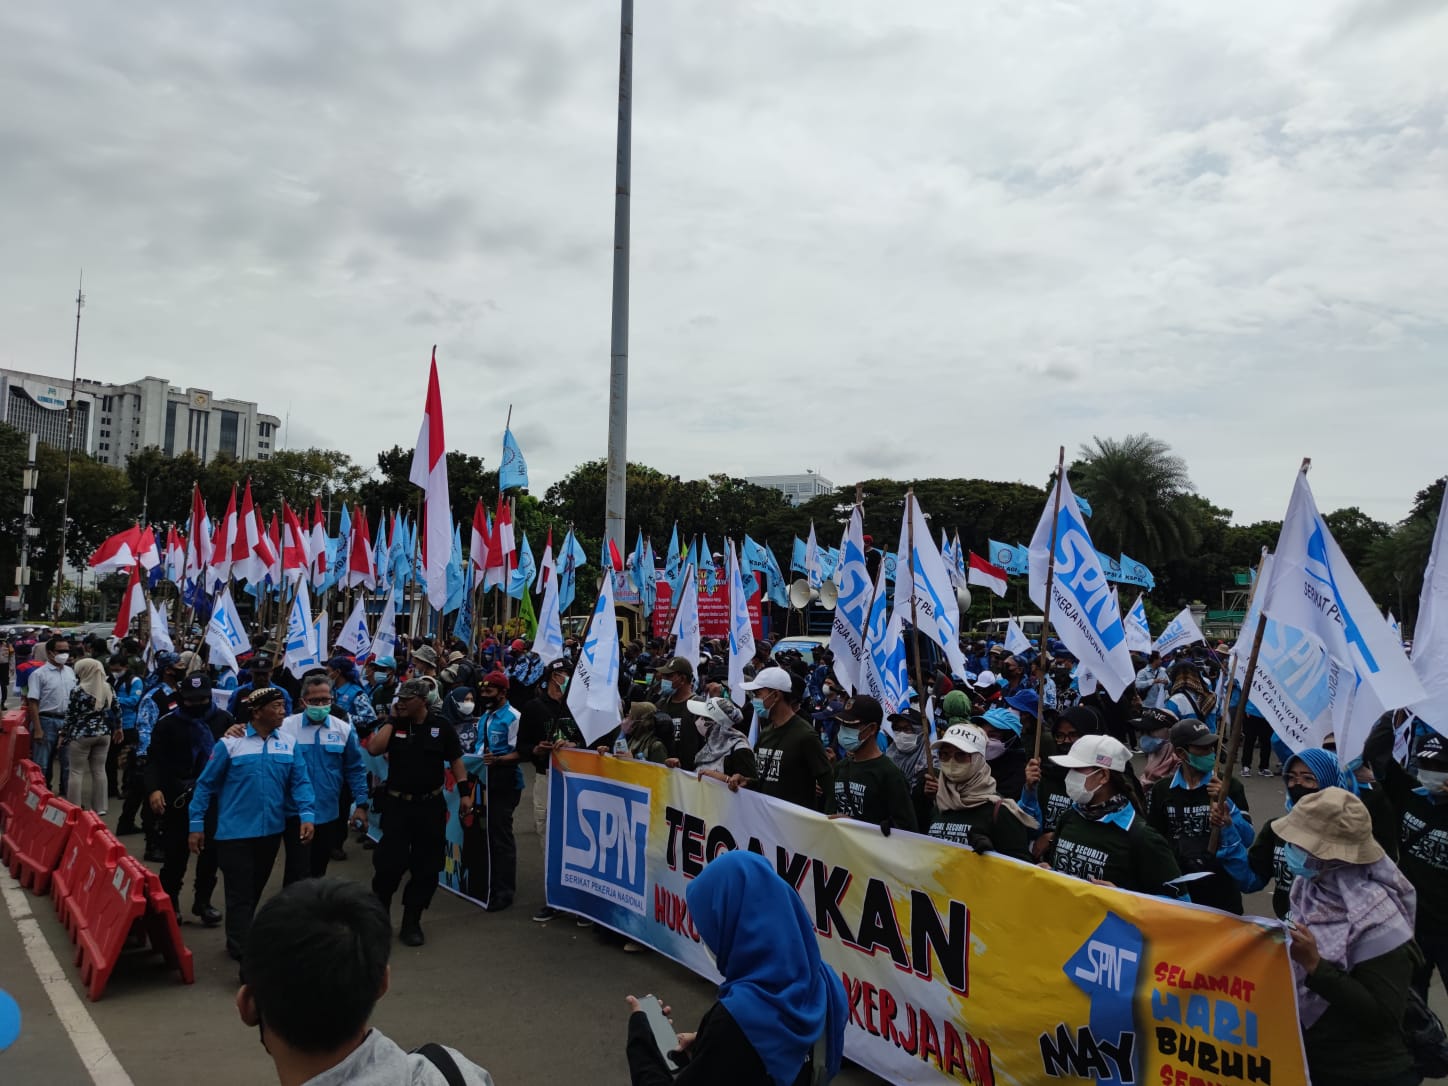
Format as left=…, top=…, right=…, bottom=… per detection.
left=1071, top=434, right=1198, bottom=565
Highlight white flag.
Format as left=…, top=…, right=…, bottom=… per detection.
left=1028, top=468, right=1135, bottom=699
left=828, top=508, right=870, bottom=693
left=890, top=494, right=968, bottom=678
left=1005, top=617, right=1032, bottom=656
left=372, top=595, right=398, bottom=664
left=149, top=601, right=175, bottom=655
left=1412, top=482, right=1448, bottom=734
left=805, top=522, right=822, bottom=590
left=1124, top=593, right=1152, bottom=654
left=285, top=582, right=320, bottom=678
left=335, top=596, right=372, bottom=660
left=205, top=587, right=248, bottom=672
left=862, top=560, right=911, bottom=715
left=670, top=564, right=701, bottom=670
left=535, top=562, right=565, bottom=668
left=726, top=541, right=756, bottom=702
left=1153, top=607, right=1205, bottom=657
left=568, top=573, right=622, bottom=744
left=1263, top=468, right=1423, bottom=720
left=1232, top=553, right=1341, bottom=754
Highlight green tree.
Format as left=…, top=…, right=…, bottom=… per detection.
left=1071, top=434, right=1199, bottom=566
left=1322, top=507, right=1389, bottom=569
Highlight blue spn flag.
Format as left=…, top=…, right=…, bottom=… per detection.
left=790, top=537, right=807, bottom=575
left=509, top=531, right=536, bottom=600
left=1075, top=495, right=1093, bottom=519
left=328, top=505, right=352, bottom=590
left=988, top=540, right=1028, bottom=576
left=1118, top=553, right=1155, bottom=591
left=1095, top=550, right=1124, bottom=583
left=558, top=529, right=580, bottom=612
left=452, top=587, right=474, bottom=645
left=499, top=427, right=529, bottom=491
left=700, top=534, right=717, bottom=594
left=744, top=535, right=788, bottom=608
left=664, top=525, right=682, bottom=584
left=641, top=537, right=658, bottom=615
left=444, top=523, right=466, bottom=613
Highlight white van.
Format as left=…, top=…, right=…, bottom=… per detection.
left=977, top=616, right=1046, bottom=642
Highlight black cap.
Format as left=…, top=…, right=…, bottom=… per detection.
left=834, top=695, right=884, bottom=728
left=1131, top=706, right=1180, bottom=732
left=543, top=658, right=574, bottom=677
left=1169, top=718, right=1215, bottom=750
left=243, top=686, right=285, bottom=712
left=178, top=673, right=213, bottom=698
left=1419, top=736, right=1448, bottom=766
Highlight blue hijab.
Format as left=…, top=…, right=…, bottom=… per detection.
left=1284, top=748, right=1354, bottom=809
left=686, top=850, right=846, bottom=1086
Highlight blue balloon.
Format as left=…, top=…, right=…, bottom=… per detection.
left=0, top=989, right=20, bottom=1051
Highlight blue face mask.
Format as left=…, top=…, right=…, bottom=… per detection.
left=1282, top=843, right=1317, bottom=880
left=751, top=697, right=768, bottom=721
left=659, top=679, right=674, bottom=696
left=1139, top=736, right=1166, bottom=754
left=837, top=726, right=863, bottom=754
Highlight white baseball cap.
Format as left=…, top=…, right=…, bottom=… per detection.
left=741, top=666, right=793, bottom=693
left=933, top=723, right=988, bottom=757
left=972, top=670, right=997, bottom=689
left=1050, top=734, right=1130, bottom=773
left=686, top=696, right=744, bottom=729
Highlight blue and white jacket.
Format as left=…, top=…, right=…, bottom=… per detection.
left=278, top=712, right=368, bottom=824
left=477, top=702, right=524, bottom=792
left=189, top=725, right=316, bottom=841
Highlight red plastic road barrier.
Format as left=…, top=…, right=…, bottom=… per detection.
left=76, top=854, right=148, bottom=1001
left=0, top=758, right=43, bottom=832
left=53, top=812, right=123, bottom=938
left=137, top=867, right=195, bottom=986
left=11, top=791, right=79, bottom=894
left=1, top=780, right=50, bottom=872
left=0, top=707, right=30, bottom=788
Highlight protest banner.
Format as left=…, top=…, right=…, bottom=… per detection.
left=546, top=750, right=1307, bottom=1086
left=651, top=575, right=763, bottom=640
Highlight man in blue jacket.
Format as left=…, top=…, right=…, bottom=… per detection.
left=279, top=674, right=369, bottom=885
left=190, top=686, right=316, bottom=961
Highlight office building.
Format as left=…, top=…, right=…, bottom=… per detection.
left=0, top=367, right=281, bottom=468
left=746, top=471, right=835, bottom=507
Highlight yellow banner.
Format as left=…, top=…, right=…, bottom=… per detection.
left=546, top=750, right=1306, bottom=1085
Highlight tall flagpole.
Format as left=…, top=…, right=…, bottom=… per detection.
left=603, top=0, right=633, bottom=559
left=53, top=272, right=85, bottom=619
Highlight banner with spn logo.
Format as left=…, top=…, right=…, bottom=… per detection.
left=546, top=750, right=1307, bottom=1086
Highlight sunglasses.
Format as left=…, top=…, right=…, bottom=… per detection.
left=935, top=747, right=976, bottom=762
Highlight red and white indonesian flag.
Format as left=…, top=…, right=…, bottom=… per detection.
left=89, top=525, right=141, bottom=574
left=469, top=499, right=490, bottom=589
left=232, top=481, right=274, bottom=584
left=183, top=485, right=212, bottom=584
left=281, top=502, right=310, bottom=584
left=310, top=499, right=329, bottom=590
left=967, top=552, right=1009, bottom=598
left=212, top=485, right=239, bottom=585
left=135, top=526, right=161, bottom=572
left=409, top=347, right=451, bottom=609
left=346, top=506, right=376, bottom=589
left=113, top=563, right=145, bottom=637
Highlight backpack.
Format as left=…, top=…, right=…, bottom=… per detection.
left=414, top=1043, right=468, bottom=1086
left=1403, top=980, right=1448, bottom=1078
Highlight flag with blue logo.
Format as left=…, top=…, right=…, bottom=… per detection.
left=1075, top=495, right=1093, bottom=519
left=373, top=595, right=398, bottom=664
left=1411, top=482, right=1448, bottom=732
left=630, top=531, right=645, bottom=594
left=828, top=507, right=871, bottom=692
left=988, top=539, right=1028, bottom=576
left=861, top=561, right=910, bottom=715
left=328, top=504, right=352, bottom=590
left=205, top=586, right=248, bottom=672
left=744, top=536, right=789, bottom=607
left=804, top=524, right=822, bottom=590
left=1152, top=606, right=1205, bottom=657
left=444, top=523, right=467, bottom=613
left=641, top=537, right=658, bottom=616
left=565, top=567, right=621, bottom=744
left=1261, top=467, right=1423, bottom=759
left=1095, top=550, right=1124, bottom=583
left=791, top=537, right=808, bottom=575
left=452, top=587, right=474, bottom=645
left=664, top=525, right=682, bottom=585
left=374, top=516, right=391, bottom=596
left=726, top=541, right=756, bottom=700
left=890, top=494, right=967, bottom=677
left=337, top=596, right=372, bottom=659
left=558, top=530, right=580, bottom=613
left=1005, top=617, right=1032, bottom=656
left=499, top=427, right=529, bottom=491
left=535, top=562, right=565, bottom=667
left=1117, top=553, right=1155, bottom=591
left=1125, top=593, right=1152, bottom=653
left=700, top=534, right=718, bottom=595
left=736, top=535, right=761, bottom=600
left=284, top=581, right=321, bottom=678
left=1028, top=468, right=1134, bottom=698
left=670, top=562, right=701, bottom=669
left=509, top=531, right=536, bottom=600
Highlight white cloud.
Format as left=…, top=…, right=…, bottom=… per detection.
left=1, top=0, right=1444, bottom=526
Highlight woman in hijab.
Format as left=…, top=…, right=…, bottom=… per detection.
left=1245, top=748, right=1350, bottom=918
left=886, top=707, right=932, bottom=831
left=923, top=722, right=1037, bottom=860
left=622, top=702, right=670, bottom=765
left=63, top=657, right=117, bottom=813
left=626, top=849, right=846, bottom=1086
left=1279, top=789, right=1422, bottom=1086
left=690, top=697, right=757, bottom=788
left=440, top=684, right=481, bottom=751
left=1132, top=706, right=1181, bottom=794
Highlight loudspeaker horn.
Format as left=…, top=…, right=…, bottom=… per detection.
left=818, top=579, right=839, bottom=610
left=788, top=578, right=816, bottom=609
left=955, top=585, right=972, bottom=612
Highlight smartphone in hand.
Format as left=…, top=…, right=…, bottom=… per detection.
left=637, top=994, right=680, bottom=1071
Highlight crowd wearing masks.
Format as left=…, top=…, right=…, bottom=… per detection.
left=11, top=613, right=1448, bottom=1086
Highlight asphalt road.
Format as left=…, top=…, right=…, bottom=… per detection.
left=3, top=746, right=1445, bottom=1085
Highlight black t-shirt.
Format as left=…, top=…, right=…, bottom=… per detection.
left=751, top=713, right=832, bottom=812
left=928, top=803, right=1031, bottom=861
left=1049, top=807, right=1181, bottom=896
left=381, top=710, right=463, bottom=795
left=1146, top=773, right=1250, bottom=914
left=517, top=693, right=582, bottom=774
left=827, top=756, right=917, bottom=831
left=657, top=695, right=701, bottom=770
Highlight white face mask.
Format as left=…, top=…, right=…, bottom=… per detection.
left=459, top=700, right=476, bottom=717
left=1066, top=769, right=1103, bottom=806
left=893, top=733, right=920, bottom=752
left=1418, top=769, right=1448, bottom=794
left=53, top=652, right=70, bottom=665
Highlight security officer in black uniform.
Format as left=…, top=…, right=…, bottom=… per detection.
left=145, top=673, right=232, bottom=926
left=364, top=677, right=474, bottom=947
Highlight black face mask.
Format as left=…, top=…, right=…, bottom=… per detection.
left=1287, top=784, right=1315, bottom=806
left=181, top=701, right=209, bottom=718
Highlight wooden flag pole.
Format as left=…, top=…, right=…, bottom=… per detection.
left=1032, top=447, right=1066, bottom=762
left=1207, top=514, right=1289, bottom=853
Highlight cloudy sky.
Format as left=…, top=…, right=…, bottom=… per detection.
left=2, top=1, right=1445, bottom=525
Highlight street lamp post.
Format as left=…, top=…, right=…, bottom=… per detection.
left=603, top=0, right=633, bottom=558
left=52, top=272, right=85, bottom=620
